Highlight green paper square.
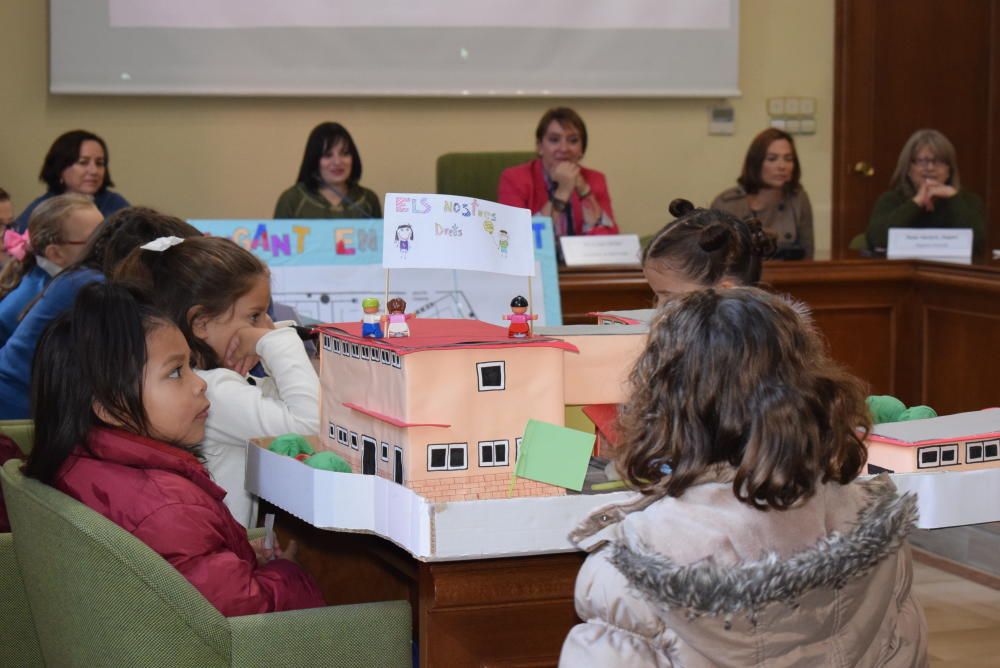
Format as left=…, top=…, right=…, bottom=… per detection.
left=515, top=419, right=594, bottom=491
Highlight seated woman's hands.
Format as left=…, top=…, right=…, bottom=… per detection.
left=550, top=160, right=580, bottom=201
left=913, top=178, right=958, bottom=211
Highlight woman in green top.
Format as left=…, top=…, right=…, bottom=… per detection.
left=273, top=122, right=382, bottom=219
left=866, top=129, right=984, bottom=251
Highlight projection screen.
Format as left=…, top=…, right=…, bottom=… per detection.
left=49, top=0, right=740, bottom=97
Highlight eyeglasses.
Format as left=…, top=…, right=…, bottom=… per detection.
left=912, top=157, right=945, bottom=168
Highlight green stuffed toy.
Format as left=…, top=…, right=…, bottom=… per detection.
left=268, top=434, right=352, bottom=472
left=303, top=451, right=353, bottom=473
left=267, top=434, right=315, bottom=457
left=866, top=395, right=937, bottom=424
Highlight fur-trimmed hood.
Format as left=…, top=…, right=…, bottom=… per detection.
left=609, top=475, right=917, bottom=626
left=560, top=474, right=928, bottom=667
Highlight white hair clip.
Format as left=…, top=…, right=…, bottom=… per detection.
left=140, top=236, right=185, bottom=252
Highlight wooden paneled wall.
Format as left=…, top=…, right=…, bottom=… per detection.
left=559, top=261, right=1000, bottom=413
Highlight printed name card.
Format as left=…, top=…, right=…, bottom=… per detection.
left=887, top=228, right=973, bottom=264
left=559, top=234, right=641, bottom=267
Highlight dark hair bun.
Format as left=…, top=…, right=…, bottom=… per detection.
left=698, top=224, right=731, bottom=252
left=668, top=198, right=695, bottom=218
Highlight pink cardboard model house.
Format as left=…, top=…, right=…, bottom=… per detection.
left=867, top=408, right=1000, bottom=474
left=318, top=318, right=579, bottom=502
left=315, top=317, right=648, bottom=502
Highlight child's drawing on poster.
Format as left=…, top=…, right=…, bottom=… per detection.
left=382, top=193, right=534, bottom=276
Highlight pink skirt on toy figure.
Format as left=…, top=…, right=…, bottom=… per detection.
left=387, top=312, right=410, bottom=337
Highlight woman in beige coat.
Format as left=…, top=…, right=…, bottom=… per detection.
left=560, top=288, right=927, bottom=667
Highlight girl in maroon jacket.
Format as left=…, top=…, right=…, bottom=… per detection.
left=24, top=282, right=325, bottom=616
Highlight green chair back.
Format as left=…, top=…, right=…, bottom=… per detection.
left=849, top=232, right=870, bottom=251
left=0, top=530, right=43, bottom=666
left=436, top=151, right=536, bottom=201
left=0, top=419, right=34, bottom=455
left=0, top=421, right=42, bottom=666
left=2, top=460, right=231, bottom=666
left=0, top=459, right=412, bottom=667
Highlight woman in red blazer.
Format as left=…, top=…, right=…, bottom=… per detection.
left=498, top=107, right=618, bottom=237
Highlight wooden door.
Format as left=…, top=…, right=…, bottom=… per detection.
left=833, top=0, right=1000, bottom=256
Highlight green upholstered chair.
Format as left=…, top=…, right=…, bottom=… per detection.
left=0, top=420, right=43, bottom=667
left=849, top=232, right=870, bottom=251
left=0, top=530, right=43, bottom=667
left=436, top=151, right=536, bottom=201
left=1, top=460, right=411, bottom=667
left=0, top=419, right=34, bottom=455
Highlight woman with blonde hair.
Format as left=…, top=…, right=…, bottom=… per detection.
left=866, top=129, right=984, bottom=251
left=0, top=194, right=101, bottom=346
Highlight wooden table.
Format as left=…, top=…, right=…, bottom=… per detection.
left=271, top=507, right=584, bottom=668
left=560, top=258, right=1000, bottom=414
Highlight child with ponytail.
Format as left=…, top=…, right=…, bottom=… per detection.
left=0, top=194, right=101, bottom=346
left=641, top=198, right=775, bottom=304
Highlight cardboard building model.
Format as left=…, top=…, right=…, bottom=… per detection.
left=316, top=317, right=646, bottom=502
left=867, top=408, right=1000, bottom=474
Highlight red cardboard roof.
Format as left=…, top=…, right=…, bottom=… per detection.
left=316, top=318, right=579, bottom=356
left=343, top=402, right=450, bottom=429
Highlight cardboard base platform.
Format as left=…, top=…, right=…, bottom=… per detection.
left=247, top=443, right=1000, bottom=562
left=246, top=443, right=633, bottom=561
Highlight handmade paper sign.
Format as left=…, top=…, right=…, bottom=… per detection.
left=560, top=234, right=641, bottom=267
left=887, top=228, right=973, bottom=263
left=383, top=193, right=535, bottom=276
left=514, top=419, right=594, bottom=491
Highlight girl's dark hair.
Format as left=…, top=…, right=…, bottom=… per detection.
left=0, top=194, right=96, bottom=300
left=25, top=282, right=170, bottom=484
left=737, top=128, right=801, bottom=196
left=642, top=198, right=775, bottom=287
left=386, top=297, right=407, bottom=313
left=296, top=122, right=363, bottom=192
left=113, top=236, right=267, bottom=370
left=74, top=206, right=202, bottom=275
left=510, top=295, right=528, bottom=308
left=39, top=130, right=114, bottom=195
left=19, top=207, right=202, bottom=322
left=617, top=288, right=870, bottom=510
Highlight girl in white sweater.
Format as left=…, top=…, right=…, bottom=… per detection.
left=114, top=236, right=319, bottom=526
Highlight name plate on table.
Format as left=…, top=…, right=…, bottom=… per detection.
left=887, top=228, right=973, bottom=264
left=560, top=234, right=641, bottom=267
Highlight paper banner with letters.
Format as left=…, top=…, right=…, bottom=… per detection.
left=188, top=217, right=561, bottom=326
left=382, top=193, right=535, bottom=276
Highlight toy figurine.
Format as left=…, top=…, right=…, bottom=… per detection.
left=503, top=295, right=537, bottom=338
left=382, top=297, right=414, bottom=337
left=360, top=297, right=384, bottom=338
